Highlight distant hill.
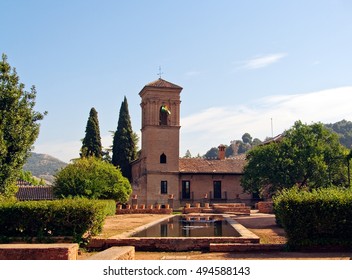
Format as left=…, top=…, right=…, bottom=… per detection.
left=325, top=119, right=352, bottom=149
left=23, top=153, right=67, bottom=184
left=199, top=120, right=352, bottom=158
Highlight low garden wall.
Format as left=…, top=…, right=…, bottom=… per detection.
left=116, top=204, right=172, bottom=214
left=0, top=243, right=78, bottom=260
left=182, top=203, right=250, bottom=214
left=257, top=201, right=273, bottom=214
left=87, top=246, right=135, bottom=260
left=116, top=208, right=173, bottom=214
left=89, top=236, right=259, bottom=252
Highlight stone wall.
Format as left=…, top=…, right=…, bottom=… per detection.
left=257, top=201, right=274, bottom=214
left=89, top=236, right=259, bottom=252
left=116, top=207, right=173, bottom=215
left=179, top=174, right=251, bottom=202
left=87, top=246, right=135, bottom=260
left=0, top=243, right=78, bottom=260
left=182, top=203, right=251, bottom=215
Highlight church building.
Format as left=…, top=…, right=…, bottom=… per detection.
left=131, top=78, right=252, bottom=208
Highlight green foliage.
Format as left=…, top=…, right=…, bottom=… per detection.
left=98, top=199, right=117, bottom=216
left=225, top=145, right=233, bottom=158
left=325, top=119, right=352, bottom=149
left=0, top=198, right=115, bottom=243
left=0, top=54, right=46, bottom=197
left=203, top=133, right=263, bottom=158
left=273, top=187, right=352, bottom=248
left=112, top=96, right=137, bottom=180
left=18, top=170, right=45, bottom=185
left=184, top=149, right=192, bottom=158
left=81, top=107, right=103, bottom=158
left=242, top=121, right=349, bottom=197
left=204, top=147, right=219, bottom=158
left=54, top=157, right=132, bottom=202
left=242, top=133, right=252, bottom=144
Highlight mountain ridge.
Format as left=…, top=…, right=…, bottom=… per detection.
left=23, top=152, right=67, bottom=184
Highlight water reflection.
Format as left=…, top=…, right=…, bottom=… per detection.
left=132, top=215, right=240, bottom=237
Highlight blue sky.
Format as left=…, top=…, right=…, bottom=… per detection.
left=2, top=0, right=352, bottom=162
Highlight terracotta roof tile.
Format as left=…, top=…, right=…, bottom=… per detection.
left=145, top=78, right=182, bottom=89
left=179, top=155, right=246, bottom=174
left=16, top=186, right=55, bottom=201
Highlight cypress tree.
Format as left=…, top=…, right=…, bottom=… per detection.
left=112, top=96, right=136, bottom=180
left=81, top=107, right=102, bottom=158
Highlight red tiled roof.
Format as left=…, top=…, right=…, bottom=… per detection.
left=144, top=78, right=182, bottom=89
left=179, top=155, right=246, bottom=174
left=262, top=133, right=284, bottom=145
left=16, top=186, right=55, bottom=201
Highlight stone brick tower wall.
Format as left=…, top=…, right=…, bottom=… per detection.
left=131, top=79, right=182, bottom=207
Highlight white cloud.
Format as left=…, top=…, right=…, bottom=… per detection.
left=35, top=86, right=352, bottom=161
left=180, top=86, right=352, bottom=157
left=242, top=53, right=287, bottom=70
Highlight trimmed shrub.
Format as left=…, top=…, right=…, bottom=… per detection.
left=0, top=198, right=116, bottom=243
left=54, top=157, right=132, bottom=202
left=273, top=187, right=352, bottom=249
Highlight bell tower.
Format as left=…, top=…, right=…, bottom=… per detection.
left=133, top=78, right=182, bottom=206
left=140, top=78, right=182, bottom=168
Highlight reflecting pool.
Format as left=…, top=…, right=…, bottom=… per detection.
left=131, top=215, right=240, bottom=237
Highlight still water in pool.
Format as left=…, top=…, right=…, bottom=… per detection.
left=132, top=215, right=240, bottom=237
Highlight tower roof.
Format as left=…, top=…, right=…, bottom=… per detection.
left=144, top=78, right=182, bottom=90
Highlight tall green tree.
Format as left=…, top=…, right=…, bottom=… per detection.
left=0, top=54, right=46, bottom=197
left=81, top=107, right=102, bottom=158
left=241, top=121, right=349, bottom=197
left=112, top=96, right=137, bottom=180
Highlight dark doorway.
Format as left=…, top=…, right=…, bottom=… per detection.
left=182, top=181, right=191, bottom=199
left=213, top=181, right=222, bottom=199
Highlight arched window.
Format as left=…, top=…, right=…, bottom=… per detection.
left=160, top=153, right=167, bottom=164
left=159, top=105, right=170, bottom=125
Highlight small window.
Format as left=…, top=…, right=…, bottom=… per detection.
left=160, top=153, right=167, bottom=164
left=161, top=181, right=168, bottom=194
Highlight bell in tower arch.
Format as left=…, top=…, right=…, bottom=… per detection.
left=159, top=105, right=170, bottom=125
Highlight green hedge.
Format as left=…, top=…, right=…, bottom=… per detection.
left=273, top=187, right=352, bottom=249
left=0, top=198, right=116, bottom=243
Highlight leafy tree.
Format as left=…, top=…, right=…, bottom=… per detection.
left=54, top=157, right=132, bottom=202
left=252, top=138, right=262, bottom=147
left=242, top=133, right=252, bottom=144
left=112, top=96, right=137, bottom=180
left=0, top=54, right=46, bottom=197
left=184, top=150, right=192, bottom=158
left=81, top=107, right=102, bottom=158
left=18, top=170, right=45, bottom=185
left=325, top=119, right=352, bottom=148
left=241, top=121, right=349, bottom=197
left=204, top=147, right=218, bottom=158
left=225, top=145, right=234, bottom=158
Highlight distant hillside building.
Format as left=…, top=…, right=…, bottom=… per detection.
left=131, top=79, right=251, bottom=208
